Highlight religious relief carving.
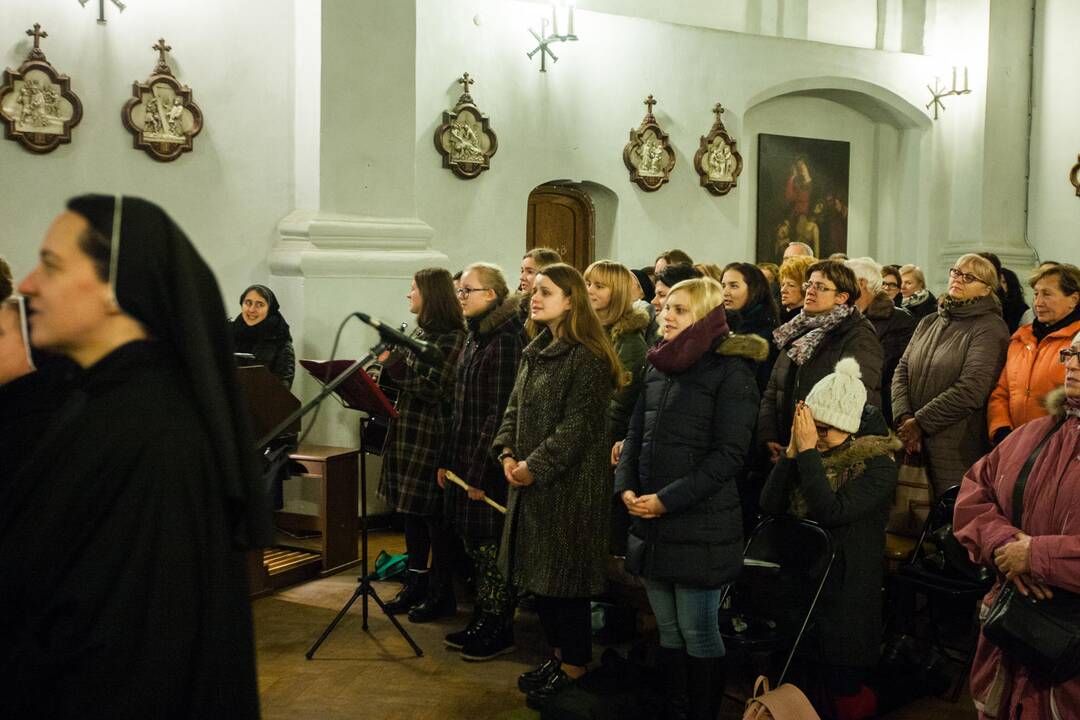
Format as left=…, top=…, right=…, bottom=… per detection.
left=434, top=73, right=498, bottom=179
left=0, top=24, right=83, bottom=154
left=121, top=39, right=203, bottom=162
left=693, top=103, right=743, bottom=196
left=1071, top=155, right=1080, bottom=198
left=623, top=95, right=676, bottom=192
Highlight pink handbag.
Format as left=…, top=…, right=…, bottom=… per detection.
left=742, top=676, right=821, bottom=720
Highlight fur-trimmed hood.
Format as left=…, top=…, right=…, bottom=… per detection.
left=1046, top=387, right=1069, bottom=418
left=822, top=432, right=903, bottom=477
left=865, top=291, right=899, bottom=321
left=608, top=305, right=650, bottom=340
left=475, top=292, right=523, bottom=337
left=714, top=332, right=771, bottom=363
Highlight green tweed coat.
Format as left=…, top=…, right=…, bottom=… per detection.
left=494, top=330, right=614, bottom=598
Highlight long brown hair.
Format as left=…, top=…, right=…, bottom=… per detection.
left=415, top=267, right=464, bottom=332
left=527, top=263, right=626, bottom=388
left=584, top=260, right=635, bottom=326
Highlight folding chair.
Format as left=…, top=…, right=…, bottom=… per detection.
left=718, top=516, right=836, bottom=690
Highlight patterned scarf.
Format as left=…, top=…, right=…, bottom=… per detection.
left=938, top=294, right=979, bottom=312
left=902, top=289, right=931, bottom=308
left=772, top=304, right=857, bottom=366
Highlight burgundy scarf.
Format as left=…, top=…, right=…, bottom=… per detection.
left=647, top=304, right=730, bottom=374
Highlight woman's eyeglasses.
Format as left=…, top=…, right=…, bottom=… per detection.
left=1061, top=347, right=1080, bottom=364
left=455, top=286, right=491, bottom=298
left=881, top=281, right=899, bottom=290
left=948, top=268, right=990, bottom=286
left=802, top=281, right=837, bottom=294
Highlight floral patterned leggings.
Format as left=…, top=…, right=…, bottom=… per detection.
left=464, top=539, right=516, bottom=618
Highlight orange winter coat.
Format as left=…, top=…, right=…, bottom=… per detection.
left=987, top=318, right=1080, bottom=438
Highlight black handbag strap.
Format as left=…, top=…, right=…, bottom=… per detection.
left=1011, top=416, right=1069, bottom=529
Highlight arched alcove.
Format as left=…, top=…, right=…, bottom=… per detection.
left=742, top=77, right=932, bottom=267
left=526, top=180, right=620, bottom=270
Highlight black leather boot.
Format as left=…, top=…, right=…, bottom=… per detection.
left=686, top=655, right=724, bottom=720
left=407, top=576, right=456, bottom=623
left=658, top=647, right=688, bottom=720
left=444, top=610, right=488, bottom=651
left=383, top=570, right=428, bottom=615
left=462, top=613, right=515, bottom=661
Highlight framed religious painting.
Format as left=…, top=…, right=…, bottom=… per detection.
left=121, top=39, right=203, bottom=162
left=756, top=134, right=850, bottom=264
left=693, top=103, right=742, bottom=196
left=434, top=73, right=498, bottom=179
left=623, top=95, right=675, bottom=192
left=0, top=24, right=83, bottom=154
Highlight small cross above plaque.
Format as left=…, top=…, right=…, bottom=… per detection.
left=26, top=23, right=48, bottom=61
left=153, top=38, right=172, bottom=74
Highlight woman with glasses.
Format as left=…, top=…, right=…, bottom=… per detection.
left=758, top=260, right=883, bottom=466
left=953, top=332, right=1080, bottom=720
left=988, top=263, right=1080, bottom=446
left=377, top=269, right=466, bottom=618
left=892, top=254, right=1010, bottom=495
left=761, top=359, right=900, bottom=719
left=880, top=265, right=902, bottom=305
left=437, top=263, right=527, bottom=657
left=777, top=255, right=816, bottom=323
left=495, top=264, right=622, bottom=710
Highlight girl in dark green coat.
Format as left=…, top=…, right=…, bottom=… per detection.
left=494, top=263, right=624, bottom=711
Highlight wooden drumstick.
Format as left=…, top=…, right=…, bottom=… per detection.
left=445, top=470, right=507, bottom=514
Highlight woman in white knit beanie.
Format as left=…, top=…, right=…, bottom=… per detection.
left=760, top=358, right=901, bottom=719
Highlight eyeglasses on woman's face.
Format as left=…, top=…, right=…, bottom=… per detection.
left=802, top=281, right=837, bottom=294
left=948, top=267, right=990, bottom=286
left=455, top=286, right=491, bottom=298
left=881, top=280, right=899, bottom=290
left=1061, top=347, right=1080, bottom=365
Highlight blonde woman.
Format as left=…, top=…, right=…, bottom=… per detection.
left=777, top=255, right=816, bottom=323
left=892, top=254, right=1010, bottom=495
left=615, top=277, right=765, bottom=720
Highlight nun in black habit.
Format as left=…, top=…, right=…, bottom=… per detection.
left=0, top=195, right=268, bottom=719
left=232, top=284, right=296, bottom=388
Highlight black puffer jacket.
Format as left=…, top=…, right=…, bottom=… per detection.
left=864, top=292, right=916, bottom=426
left=614, top=332, right=766, bottom=588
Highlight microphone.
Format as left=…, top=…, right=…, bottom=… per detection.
left=354, top=312, right=443, bottom=363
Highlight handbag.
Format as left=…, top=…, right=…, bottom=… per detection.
left=742, top=676, right=821, bottom=720
left=887, top=451, right=932, bottom=537
left=982, top=416, right=1080, bottom=684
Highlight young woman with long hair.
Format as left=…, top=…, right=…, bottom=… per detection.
left=378, top=268, right=467, bottom=618
left=495, top=263, right=623, bottom=709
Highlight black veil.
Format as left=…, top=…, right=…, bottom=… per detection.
left=66, top=194, right=270, bottom=548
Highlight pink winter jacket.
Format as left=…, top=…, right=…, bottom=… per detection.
left=954, top=389, right=1080, bottom=719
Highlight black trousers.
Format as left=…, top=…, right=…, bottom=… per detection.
left=534, top=594, right=592, bottom=666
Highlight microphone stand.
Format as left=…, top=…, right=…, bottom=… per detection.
left=257, top=333, right=423, bottom=658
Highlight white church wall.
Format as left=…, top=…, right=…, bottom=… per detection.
left=0, top=1, right=296, bottom=305
left=413, top=1, right=945, bottom=280
left=1027, top=0, right=1080, bottom=265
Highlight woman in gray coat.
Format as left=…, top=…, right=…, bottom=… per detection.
left=493, top=263, right=623, bottom=711
left=892, top=254, right=1010, bottom=495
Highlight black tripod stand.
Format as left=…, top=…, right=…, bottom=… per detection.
left=258, top=339, right=422, bottom=659
left=305, top=411, right=422, bottom=658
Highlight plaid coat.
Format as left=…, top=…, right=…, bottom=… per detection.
left=441, top=294, right=527, bottom=540
left=495, top=331, right=615, bottom=597
left=377, top=325, right=466, bottom=516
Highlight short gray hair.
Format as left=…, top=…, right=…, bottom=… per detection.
left=786, top=242, right=814, bottom=257
left=845, top=256, right=883, bottom=294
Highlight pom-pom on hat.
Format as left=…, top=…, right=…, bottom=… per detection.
left=804, top=357, right=867, bottom=434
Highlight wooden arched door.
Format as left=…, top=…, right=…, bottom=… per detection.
left=526, top=184, right=595, bottom=272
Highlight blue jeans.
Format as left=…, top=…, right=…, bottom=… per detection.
left=643, top=579, right=725, bottom=658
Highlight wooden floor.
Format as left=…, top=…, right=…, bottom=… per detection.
left=253, top=529, right=977, bottom=720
